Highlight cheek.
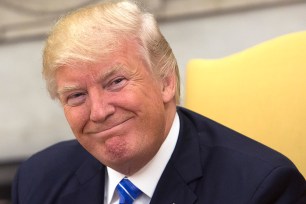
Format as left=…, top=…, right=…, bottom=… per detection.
left=125, top=83, right=163, bottom=108
left=64, top=106, right=89, bottom=134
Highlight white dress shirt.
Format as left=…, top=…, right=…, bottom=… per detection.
left=104, top=113, right=180, bottom=204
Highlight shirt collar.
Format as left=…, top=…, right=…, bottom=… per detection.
left=106, top=112, right=180, bottom=202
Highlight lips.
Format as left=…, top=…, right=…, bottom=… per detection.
left=84, top=116, right=133, bottom=135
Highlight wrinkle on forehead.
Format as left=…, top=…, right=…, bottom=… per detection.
left=55, top=39, right=155, bottom=95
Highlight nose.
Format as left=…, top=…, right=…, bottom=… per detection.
left=89, top=89, right=115, bottom=123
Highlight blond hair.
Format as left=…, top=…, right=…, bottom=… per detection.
left=43, top=0, right=180, bottom=102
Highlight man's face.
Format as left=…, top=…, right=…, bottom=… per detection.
left=55, top=43, right=175, bottom=175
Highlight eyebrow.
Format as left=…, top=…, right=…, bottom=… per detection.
left=98, top=64, right=129, bottom=81
left=57, top=85, right=82, bottom=96
left=96, top=63, right=135, bottom=85
left=57, top=64, right=133, bottom=96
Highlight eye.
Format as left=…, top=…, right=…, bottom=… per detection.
left=113, top=78, right=124, bottom=84
left=107, top=77, right=127, bottom=91
left=66, top=92, right=87, bottom=106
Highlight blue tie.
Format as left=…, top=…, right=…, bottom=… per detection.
left=116, top=178, right=142, bottom=204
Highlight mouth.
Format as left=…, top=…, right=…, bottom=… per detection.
left=84, top=117, right=133, bottom=136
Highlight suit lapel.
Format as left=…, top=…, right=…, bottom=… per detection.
left=150, top=108, right=204, bottom=204
left=150, top=163, right=198, bottom=204
left=58, top=155, right=106, bottom=204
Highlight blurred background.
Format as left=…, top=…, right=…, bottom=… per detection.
left=1, top=0, right=306, bottom=203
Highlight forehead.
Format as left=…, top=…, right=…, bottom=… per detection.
left=56, top=43, right=149, bottom=82
left=60, top=38, right=139, bottom=69
left=55, top=62, right=132, bottom=97
left=56, top=58, right=134, bottom=84
left=54, top=38, right=156, bottom=94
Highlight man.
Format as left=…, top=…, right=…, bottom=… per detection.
left=12, top=1, right=305, bottom=204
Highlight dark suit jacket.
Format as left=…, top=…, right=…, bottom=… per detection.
left=12, top=107, right=306, bottom=204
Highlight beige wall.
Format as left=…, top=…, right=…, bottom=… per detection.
left=1, top=0, right=304, bottom=43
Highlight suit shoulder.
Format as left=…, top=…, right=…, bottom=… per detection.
left=176, top=107, right=305, bottom=204
left=13, top=140, right=104, bottom=203
left=19, top=140, right=90, bottom=175
left=177, top=107, right=296, bottom=169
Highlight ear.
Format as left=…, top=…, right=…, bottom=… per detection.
left=161, top=73, right=176, bottom=103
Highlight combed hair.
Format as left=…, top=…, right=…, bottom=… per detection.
left=43, top=0, right=180, bottom=102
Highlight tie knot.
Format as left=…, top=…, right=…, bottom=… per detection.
left=116, top=178, right=142, bottom=204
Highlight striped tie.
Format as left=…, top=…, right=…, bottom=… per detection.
left=116, top=178, right=142, bottom=204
